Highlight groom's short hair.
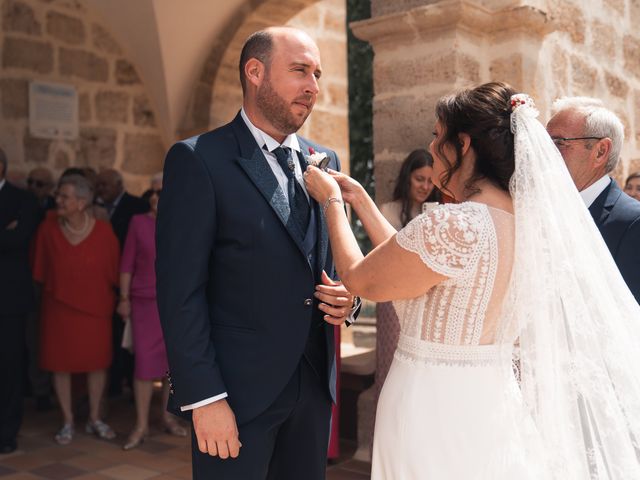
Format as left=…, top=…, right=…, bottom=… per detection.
left=239, top=30, right=274, bottom=94
left=551, top=97, right=624, bottom=174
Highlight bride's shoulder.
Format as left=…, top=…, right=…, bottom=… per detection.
left=411, top=202, right=489, bottom=226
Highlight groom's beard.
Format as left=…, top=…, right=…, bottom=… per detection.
left=256, top=75, right=312, bottom=135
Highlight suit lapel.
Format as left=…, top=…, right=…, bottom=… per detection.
left=232, top=114, right=307, bottom=257
left=589, top=179, right=616, bottom=226
left=296, top=140, right=329, bottom=274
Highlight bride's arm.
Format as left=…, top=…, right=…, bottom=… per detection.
left=306, top=167, right=446, bottom=301
left=332, top=172, right=397, bottom=248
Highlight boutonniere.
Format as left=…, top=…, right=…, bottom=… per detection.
left=305, top=147, right=329, bottom=170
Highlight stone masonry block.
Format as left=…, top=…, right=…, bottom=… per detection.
left=78, top=92, right=91, bottom=122
left=76, top=127, right=116, bottom=168
left=46, top=11, right=85, bottom=45
left=374, top=52, right=479, bottom=94
left=372, top=93, right=439, bottom=155
left=23, top=132, right=51, bottom=163
left=591, top=20, right=615, bottom=60
left=0, top=78, right=28, bottom=119
left=571, top=55, right=597, bottom=93
left=95, top=90, right=129, bottom=123
left=2, top=0, right=41, bottom=35
left=2, top=37, right=53, bottom=73
left=604, top=71, right=629, bottom=98
left=92, top=23, right=121, bottom=54
left=133, top=94, right=156, bottom=127
left=548, top=2, right=585, bottom=44
left=59, top=47, right=108, bottom=82
left=490, top=54, right=523, bottom=90
left=624, top=35, right=640, bottom=79
left=115, top=59, right=140, bottom=85
left=122, top=133, right=165, bottom=175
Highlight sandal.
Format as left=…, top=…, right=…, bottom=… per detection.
left=85, top=419, right=116, bottom=440
left=54, top=424, right=74, bottom=445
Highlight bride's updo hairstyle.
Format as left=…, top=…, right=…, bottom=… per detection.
left=433, top=81, right=516, bottom=197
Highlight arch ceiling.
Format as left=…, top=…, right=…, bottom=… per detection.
left=85, top=0, right=246, bottom=145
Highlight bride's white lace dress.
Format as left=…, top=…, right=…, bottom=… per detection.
left=372, top=201, right=545, bottom=479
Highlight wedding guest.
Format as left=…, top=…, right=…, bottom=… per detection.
left=32, top=174, right=119, bottom=445
left=26, top=167, right=55, bottom=214
left=380, top=149, right=440, bottom=230
left=118, top=176, right=187, bottom=450
left=624, top=172, right=640, bottom=201
left=0, top=150, right=39, bottom=454
left=95, top=169, right=148, bottom=396
left=547, top=97, right=640, bottom=304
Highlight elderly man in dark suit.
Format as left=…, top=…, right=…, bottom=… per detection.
left=157, top=27, right=359, bottom=479
left=0, top=150, right=39, bottom=453
left=547, top=97, right=640, bottom=303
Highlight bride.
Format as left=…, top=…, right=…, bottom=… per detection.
left=303, top=82, right=640, bottom=479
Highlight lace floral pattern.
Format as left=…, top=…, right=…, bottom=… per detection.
left=395, top=203, right=500, bottom=350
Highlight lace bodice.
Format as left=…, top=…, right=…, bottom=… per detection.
left=394, top=202, right=515, bottom=351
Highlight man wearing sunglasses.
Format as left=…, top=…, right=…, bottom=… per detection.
left=547, top=97, right=640, bottom=305
left=26, top=167, right=55, bottom=215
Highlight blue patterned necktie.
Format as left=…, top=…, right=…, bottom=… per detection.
left=272, top=146, right=310, bottom=234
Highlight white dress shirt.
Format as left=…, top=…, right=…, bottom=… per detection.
left=0, top=178, right=5, bottom=192
left=579, top=175, right=610, bottom=208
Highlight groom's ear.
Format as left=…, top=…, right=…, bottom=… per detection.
left=245, top=58, right=265, bottom=88
left=458, top=133, right=472, bottom=156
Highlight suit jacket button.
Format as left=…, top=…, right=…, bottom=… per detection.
left=304, top=298, right=313, bottom=306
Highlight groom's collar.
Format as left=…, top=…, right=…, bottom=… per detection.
left=240, top=108, right=301, bottom=154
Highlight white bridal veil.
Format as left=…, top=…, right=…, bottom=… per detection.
left=498, top=95, right=640, bottom=478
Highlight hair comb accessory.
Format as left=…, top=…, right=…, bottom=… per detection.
left=509, top=93, right=535, bottom=112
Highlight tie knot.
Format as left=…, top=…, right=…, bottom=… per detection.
left=271, top=146, right=295, bottom=178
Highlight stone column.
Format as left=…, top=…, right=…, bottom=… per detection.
left=351, top=0, right=552, bottom=203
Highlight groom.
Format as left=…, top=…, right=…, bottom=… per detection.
left=156, top=27, right=358, bottom=479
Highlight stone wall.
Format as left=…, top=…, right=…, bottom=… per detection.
left=354, top=0, right=640, bottom=203
left=0, top=0, right=163, bottom=193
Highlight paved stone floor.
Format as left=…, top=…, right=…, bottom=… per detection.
left=0, top=394, right=371, bottom=479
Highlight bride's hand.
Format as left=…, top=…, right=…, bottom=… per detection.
left=303, top=166, right=342, bottom=204
left=327, top=170, right=365, bottom=205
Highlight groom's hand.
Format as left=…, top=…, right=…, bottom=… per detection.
left=315, top=270, right=355, bottom=325
left=192, top=399, right=241, bottom=459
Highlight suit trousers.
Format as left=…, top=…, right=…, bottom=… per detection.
left=191, top=357, right=332, bottom=480
left=0, top=314, right=26, bottom=446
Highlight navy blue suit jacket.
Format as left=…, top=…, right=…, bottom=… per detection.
left=589, top=179, right=640, bottom=304
left=0, top=182, right=39, bottom=315
left=156, top=112, right=340, bottom=425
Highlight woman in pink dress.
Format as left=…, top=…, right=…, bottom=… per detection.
left=117, top=177, right=187, bottom=450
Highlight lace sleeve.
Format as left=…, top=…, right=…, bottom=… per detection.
left=395, top=203, right=489, bottom=278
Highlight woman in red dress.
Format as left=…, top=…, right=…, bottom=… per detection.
left=32, top=174, right=119, bottom=445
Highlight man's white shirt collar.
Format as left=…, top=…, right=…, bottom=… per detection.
left=240, top=108, right=301, bottom=153
left=0, top=179, right=5, bottom=192
left=580, top=175, right=611, bottom=208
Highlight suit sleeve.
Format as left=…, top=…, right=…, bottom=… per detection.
left=156, top=142, right=226, bottom=406
left=616, top=215, right=640, bottom=305
left=0, top=191, right=39, bottom=252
